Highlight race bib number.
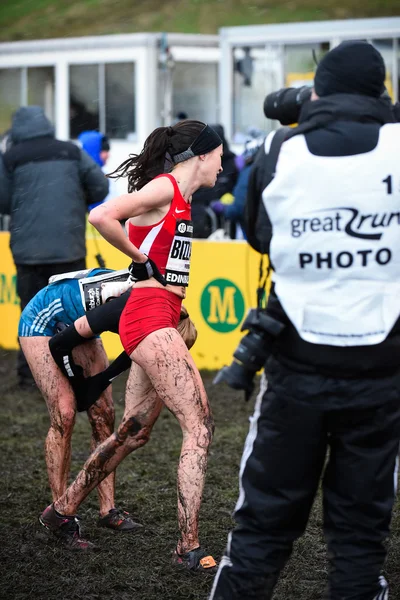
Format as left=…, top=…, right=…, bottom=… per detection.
left=165, top=219, right=193, bottom=286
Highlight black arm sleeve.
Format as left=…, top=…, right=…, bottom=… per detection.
left=48, top=290, right=130, bottom=372
left=49, top=324, right=89, bottom=380
left=74, top=351, right=132, bottom=412
left=49, top=291, right=132, bottom=411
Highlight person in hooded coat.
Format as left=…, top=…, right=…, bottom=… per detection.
left=0, top=106, right=109, bottom=387
left=210, top=41, right=400, bottom=600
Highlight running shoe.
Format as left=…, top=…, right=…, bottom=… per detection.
left=39, top=504, right=96, bottom=550
left=97, top=507, right=142, bottom=532
left=172, top=546, right=218, bottom=574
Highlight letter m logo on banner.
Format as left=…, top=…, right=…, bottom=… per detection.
left=201, top=278, right=245, bottom=333
left=0, top=274, right=19, bottom=305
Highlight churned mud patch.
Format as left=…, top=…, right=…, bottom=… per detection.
left=0, top=348, right=399, bottom=600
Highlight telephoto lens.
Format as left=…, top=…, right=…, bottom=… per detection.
left=263, top=85, right=312, bottom=125
left=213, top=309, right=285, bottom=401
left=213, top=330, right=270, bottom=400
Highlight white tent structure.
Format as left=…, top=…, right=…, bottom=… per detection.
left=0, top=32, right=220, bottom=171
left=0, top=18, right=399, bottom=159
left=218, top=17, right=400, bottom=143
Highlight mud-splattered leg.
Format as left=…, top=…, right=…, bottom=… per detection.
left=131, top=328, right=214, bottom=554
left=73, top=338, right=116, bottom=517
left=54, top=361, right=163, bottom=515
left=20, top=336, right=117, bottom=516
left=20, top=337, right=77, bottom=500
left=53, top=326, right=213, bottom=551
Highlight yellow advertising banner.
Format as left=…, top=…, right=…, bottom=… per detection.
left=0, top=232, right=268, bottom=370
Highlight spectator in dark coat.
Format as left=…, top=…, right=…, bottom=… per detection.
left=210, top=137, right=264, bottom=238
left=191, top=124, right=238, bottom=238
left=0, top=106, right=109, bottom=387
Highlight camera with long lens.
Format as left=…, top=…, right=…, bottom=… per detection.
left=264, top=85, right=400, bottom=126
left=263, top=85, right=312, bottom=125
left=214, top=309, right=285, bottom=401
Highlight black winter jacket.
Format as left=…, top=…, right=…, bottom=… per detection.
left=0, top=106, right=109, bottom=265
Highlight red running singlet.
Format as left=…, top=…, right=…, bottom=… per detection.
left=128, top=173, right=193, bottom=287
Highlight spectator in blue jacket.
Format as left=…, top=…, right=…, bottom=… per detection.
left=79, top=131, right=118, bottom=209
left=210, top=137, right=264, bottom=238
left=0, top=106, right=109, bottom=388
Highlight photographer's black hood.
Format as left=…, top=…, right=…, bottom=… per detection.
left=287, top=93, right=394, bottom=140
left=314, top=40, right=386, bottom=98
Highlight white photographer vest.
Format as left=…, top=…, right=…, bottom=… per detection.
left=263, top=123, right=400, bottom=347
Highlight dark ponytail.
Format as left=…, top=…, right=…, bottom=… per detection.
left=108, top=120, right=206, bottom=192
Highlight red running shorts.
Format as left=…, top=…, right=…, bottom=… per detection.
left=119, top=287, right=182, bottom=356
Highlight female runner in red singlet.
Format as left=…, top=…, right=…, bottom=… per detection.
left=41, top=120, right=223, bottom=572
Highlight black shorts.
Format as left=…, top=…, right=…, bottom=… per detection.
left=86, top=290, right=131, bottom=335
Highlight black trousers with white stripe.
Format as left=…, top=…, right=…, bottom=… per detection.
left=210, top=357, right=400, bottom=600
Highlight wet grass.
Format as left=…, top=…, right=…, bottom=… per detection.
left=0, top=0, right=398, bottom=42
left=0, top=347, right=399, bottom=600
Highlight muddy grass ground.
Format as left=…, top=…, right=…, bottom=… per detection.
left=0, top=348, right=399, bottom=600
